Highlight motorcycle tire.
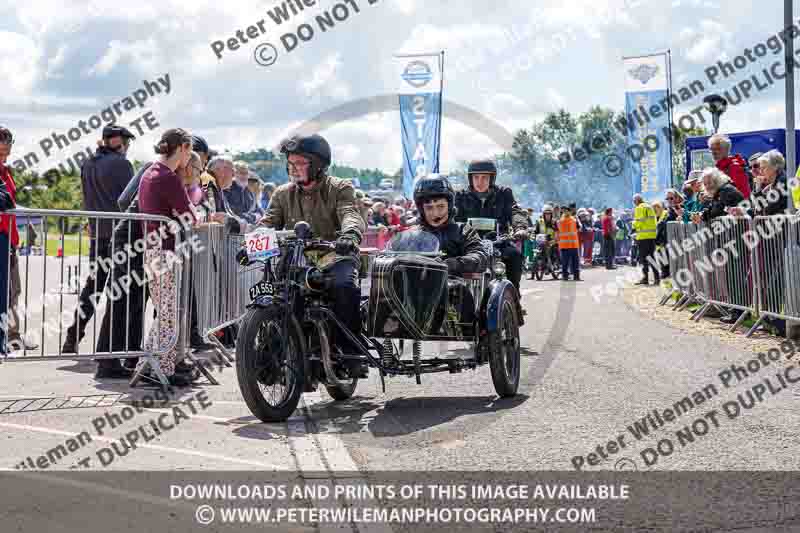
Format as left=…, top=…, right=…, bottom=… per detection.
left=236, top=306, right=305, bottom=423
left=535, top=268, right=543, bottom=281
left=488, top=288, right=521, bottom=397
left=551, top=269, right=560, bottom=280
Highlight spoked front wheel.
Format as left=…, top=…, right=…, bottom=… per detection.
left=488, top=289, right=521, bottom=397
left=236, top=306, right=305, bottom=423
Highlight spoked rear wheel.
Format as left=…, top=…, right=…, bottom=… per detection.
left=236, top=307, right=305, bottom=423
left=488, top=290, right=521, bottom=397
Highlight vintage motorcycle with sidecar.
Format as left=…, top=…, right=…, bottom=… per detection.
left=235, top=221, right=521, bottom=423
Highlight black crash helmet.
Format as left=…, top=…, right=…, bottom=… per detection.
left=413, top=174, right=456, bottom=224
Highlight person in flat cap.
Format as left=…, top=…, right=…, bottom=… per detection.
left=62, top=122, right=137, bottom=378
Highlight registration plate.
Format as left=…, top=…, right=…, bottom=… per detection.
left=249, top=281, right=275, bottom=300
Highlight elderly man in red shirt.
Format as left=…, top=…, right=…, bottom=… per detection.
left=709, top=133, right=751, bottom=199
left=0, top=127, right=26, bottom=354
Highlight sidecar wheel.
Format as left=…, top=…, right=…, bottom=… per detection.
left=488, top=289, right=520, bottom=397
left=236, top=307, right=305, bottom=423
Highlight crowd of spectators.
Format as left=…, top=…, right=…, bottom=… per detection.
left=626, top=133, right=793, bottom=336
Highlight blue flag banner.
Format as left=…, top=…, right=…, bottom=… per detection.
left=623, top=53, right=672, bottom=203
left=395, top=53, right=443, bottom=200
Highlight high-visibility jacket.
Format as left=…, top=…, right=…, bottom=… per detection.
left=536, top=217, right=557, bottom=239
left=557, top=216, right=579, bottom=249
left=633, top=202, right=657, bottom=241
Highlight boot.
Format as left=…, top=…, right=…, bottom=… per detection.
left=635, top=277, right=649, bottom=286
left=94, top=359, right=134, bottom=380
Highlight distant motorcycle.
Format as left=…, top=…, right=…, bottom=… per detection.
left=532, top=234, right=559, bottom=280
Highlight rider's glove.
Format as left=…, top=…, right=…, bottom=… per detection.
left=444, top=257, right=462, bottom=274
left=513, top=229, right=528, bottom=241
left=236, top=248, right=250, bottom=266
left=335, top=232, right=360, bottom=256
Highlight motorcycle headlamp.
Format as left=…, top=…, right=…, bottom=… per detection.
left=493, top=261, right=506, bottom=277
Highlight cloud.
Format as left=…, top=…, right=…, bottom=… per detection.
left=0, top=31, right=42, bottom=104
left=300, top=53, right=351, bottom=104
left=679, top=19, right=727, bottom=64
left=86, top=38, right=162, bottom=76
left=545, top=89, right=567, bottom=110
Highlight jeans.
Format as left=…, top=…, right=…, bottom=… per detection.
left=560, top=248, right=580, bottom=279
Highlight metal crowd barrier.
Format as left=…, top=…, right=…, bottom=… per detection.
left=662, top=215, right=800, bottom=337
left=660, top=222, right=692, bottom=307
left=746, top=215, right=800, bottom=337
left=691, top=217, right=754, bottom=329
left=1, top=207, right=189, bottom=391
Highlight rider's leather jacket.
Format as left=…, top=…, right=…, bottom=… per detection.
left=418, top=221, right=489, bottom=274
left=454, top=186, right=529, bottom=234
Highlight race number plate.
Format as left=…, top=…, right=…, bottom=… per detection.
left=244, top=228, right=280, bottom=261
left=249, top=281, right=275, bottom=300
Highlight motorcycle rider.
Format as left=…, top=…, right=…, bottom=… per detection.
left=413, top=174, right=489, bottom=335
left=531, top=204, right=559, bottom=278
left=414, top=174, right=488, bottom=274
left=258, top=134, right=366, bottom=367
left=454, top=159, right=529, bottom=290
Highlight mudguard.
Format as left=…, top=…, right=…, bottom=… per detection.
left=486, top=278, right=515, bottom=332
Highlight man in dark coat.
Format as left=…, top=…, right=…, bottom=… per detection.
left=454, top=159, right=529, bottom=290
left=63, top=125, right=136, bottom=357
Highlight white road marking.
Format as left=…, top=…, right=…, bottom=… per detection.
left=290, top=392, right=393, bottom=533
left=0, top=420, right=287, bottom=470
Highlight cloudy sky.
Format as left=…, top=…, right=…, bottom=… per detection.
left=0, top=0, right=796, bottom=175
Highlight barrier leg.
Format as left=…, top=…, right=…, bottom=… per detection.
left=205, top=319, right=239, bottom=365
left=730, top=310, right=750, bottom=333
left=129, top=354, right=170, bottom=392
left=184, top=351, right=220, bottom=385
left=673, top=294, right=689, bottom=310
left=676, top=296, right=700, bottom=311
left=692, top=302, right=710, bottom=321
left=659, top=290, right=677, bottom=306
left=745, top=316, right=766, bottom=338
